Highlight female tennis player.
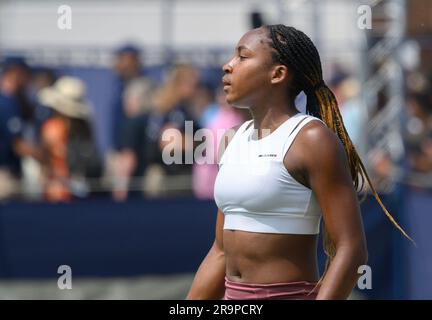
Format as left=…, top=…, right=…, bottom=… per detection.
left=186, top=24, right=411, bottom=300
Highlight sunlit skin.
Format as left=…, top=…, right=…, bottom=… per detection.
left=187, top=27, right=367, bottom=300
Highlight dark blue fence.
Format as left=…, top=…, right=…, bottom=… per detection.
left=0, top=198, right=216, bottom=278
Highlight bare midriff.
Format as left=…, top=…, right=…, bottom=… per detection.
left=223, top=229, right=319, bottom=284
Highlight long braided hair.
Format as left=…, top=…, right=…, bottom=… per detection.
left=265, top=24, right=413, bottom=279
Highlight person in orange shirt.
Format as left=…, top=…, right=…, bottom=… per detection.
left=39, top=76, right=97, bottom=202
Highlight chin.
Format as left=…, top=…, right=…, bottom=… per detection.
left=225, top=94, right=249, bottom=109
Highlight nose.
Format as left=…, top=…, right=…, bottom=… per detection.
left=222, top=59, right=233, bottom=74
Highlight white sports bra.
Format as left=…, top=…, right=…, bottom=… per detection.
left=214, top=113, right=323, bottom=235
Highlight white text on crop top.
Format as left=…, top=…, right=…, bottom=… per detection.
left=214, top=113, right=323, bottom=234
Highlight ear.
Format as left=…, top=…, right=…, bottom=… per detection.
left=270, top=65, right=290, bottom=85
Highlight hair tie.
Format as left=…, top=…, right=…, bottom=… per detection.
left=304, top=80, right=326, bottom=96
left=312, top=80, right=326, bottom=91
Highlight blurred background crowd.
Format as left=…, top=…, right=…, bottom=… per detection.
left=0, top=50, right=250, bottom=202
left=0, top=0, right=431, bottom=299
left=0, top=1, right=431, bottom=204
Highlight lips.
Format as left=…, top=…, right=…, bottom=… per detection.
left=222, top=77, right=231, bottom=87
left=222, top=77, right=232, bottom=92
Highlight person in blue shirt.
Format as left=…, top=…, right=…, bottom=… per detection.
left=109, top=45, right=145, bottom=151
left=0, top=57, right=41, bottom=181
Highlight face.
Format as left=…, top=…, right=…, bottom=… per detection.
left=114, top=53, right=140, bottom=79
left=2, top=66, right=30, bottom=93
left=222, top=27, right=280, bottom=108
left=177, top=69, right=199, bottom=100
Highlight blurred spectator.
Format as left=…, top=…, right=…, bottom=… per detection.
left=110, top=64, right=200, bottom=201
left=38, top=76, right=102, bottom=202
left=109, top=44, right=147, bottom=151
left=404, top=90, right=432, bottom=173
left=22, top=67, right=57, bottom=198
left=190, top=83, right=218, bottom=127
left=30, top=67, right=57, bottom=131
left=329, top=70, right=366, bottom=151
left=192, top=87, right=248, bottom=199
left=108, top=77, right=155, bottom=201
left=368, top=72, right=432, bottom=189
left=0, top=56, right=41, bottom=200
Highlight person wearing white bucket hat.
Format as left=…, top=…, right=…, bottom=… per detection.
left=38, top=76, right=101, bottom=202
left=38, top=76, right=91, bottom=120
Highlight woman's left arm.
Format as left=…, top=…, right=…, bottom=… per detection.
left=301, top=122, right=368, bottom=300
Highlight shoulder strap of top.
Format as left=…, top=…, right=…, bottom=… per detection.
left=230, top=119, right=253, bottom=142
left=282, top=115, right=325, bottom=156
left=240, top=119, right=254, bottom=133
left=218, top=119, right=253, bottom=166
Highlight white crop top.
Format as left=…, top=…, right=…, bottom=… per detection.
left=214, top=113, right=323, bottom=235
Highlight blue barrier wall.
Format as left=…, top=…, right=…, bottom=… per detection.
left=404, top=187, right=432, bottom=299
left=0, top=198, right=216, bottom=278
left=0, top=188, right=430, bottom=299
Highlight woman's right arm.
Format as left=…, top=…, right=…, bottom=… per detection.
left=186, top=209, right=226, bottom=300
left=186, top=123, right=244, bottom=300
left=186, top=125, right=246, bottom=300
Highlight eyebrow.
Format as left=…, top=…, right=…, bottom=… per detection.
left=236, top=45, right=251, bottom=53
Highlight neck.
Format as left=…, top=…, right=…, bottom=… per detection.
left=248, top=95, right=298, bottom=137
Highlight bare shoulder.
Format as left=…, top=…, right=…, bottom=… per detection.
left=298, top=119, right=342, bottom=148
left=294, top=119, right=348, bottom=168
